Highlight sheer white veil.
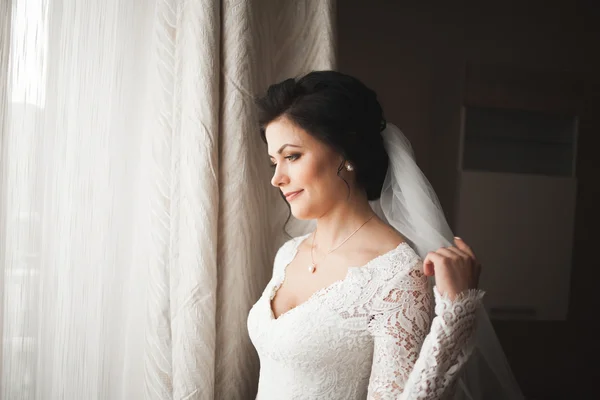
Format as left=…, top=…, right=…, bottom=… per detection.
left=370, top=123, right=524, bottom=399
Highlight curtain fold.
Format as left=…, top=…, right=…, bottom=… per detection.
left=144, top=0, right=221, bottom=399
left=0, top=1, right=335, bottom=399
left=0, top=0, right=13, bottom=394
left=216, top=2, right=335, bottom=398
left=2, top=1, right=157, bottom=398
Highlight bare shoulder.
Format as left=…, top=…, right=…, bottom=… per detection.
left=365, top=217, right=406, bottom=251
left=349, top=217, right=407, bottom=264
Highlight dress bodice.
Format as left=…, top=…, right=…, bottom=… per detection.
left=247, top=235, right=484, bottom=400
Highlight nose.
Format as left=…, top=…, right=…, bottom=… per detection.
left=271, top=165, right=289, bottom=188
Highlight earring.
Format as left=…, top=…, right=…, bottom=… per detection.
left=345, top=163, right=354, bottom=172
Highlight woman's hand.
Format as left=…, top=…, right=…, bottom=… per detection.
left=423, top=237, right=481, bottom=300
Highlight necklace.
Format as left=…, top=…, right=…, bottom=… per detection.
left=308, top=214, right=375, bottom=273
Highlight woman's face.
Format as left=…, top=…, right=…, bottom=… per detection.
left=265, top=117, right=350, bottom=220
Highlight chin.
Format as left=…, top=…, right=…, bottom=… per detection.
left=289, top=204, right=317, bottom=221
left=290, top=209, right=312, bottom=220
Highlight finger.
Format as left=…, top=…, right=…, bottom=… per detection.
left=443, top=246, right=473, bottom=261
left=453, top=237, right=476, bottom=259
left=422, top=252, right=437, bottom=276
left=422, top=254, right=434, bottom=276
left=453, top=239, right=482, bottom=272
left=446, top=246, right=478, bottom=267
left=423, top=260, right=435, bottom=277
left=434, top=247, right=460, bottom=260
left=424, top=251, right=447, bottom=270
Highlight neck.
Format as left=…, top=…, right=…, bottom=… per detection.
left=313, top=192, right=375, bottom=251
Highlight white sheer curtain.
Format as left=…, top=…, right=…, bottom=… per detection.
left=0, top=1, right=335, bottom=399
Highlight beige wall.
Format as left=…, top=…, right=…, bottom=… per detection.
left=338, top=1, right=599, bottom=398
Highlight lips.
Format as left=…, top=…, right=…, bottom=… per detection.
left=284, top=190, right=303, bottom=201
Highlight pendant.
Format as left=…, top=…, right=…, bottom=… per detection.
left=308, top=264, right=316, bottom=273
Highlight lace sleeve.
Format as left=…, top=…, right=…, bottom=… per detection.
left=366, top=265, right=485, bottom=400
left=400, top=287, right=485, bottom=399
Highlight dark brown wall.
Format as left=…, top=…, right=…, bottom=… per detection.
left=338, top=1, right=599, bottom=398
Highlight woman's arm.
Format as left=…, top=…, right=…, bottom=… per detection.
left=400, top=287, right=484, bottom=399
left=367, top=266, right=484, bottom=400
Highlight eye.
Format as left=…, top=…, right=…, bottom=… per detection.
left=285, top=154, right=300, bottom=162
left=270, top=153, right=300, bottom=168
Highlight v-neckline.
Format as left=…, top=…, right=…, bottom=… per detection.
left=268, top=235, right=408, bottom=321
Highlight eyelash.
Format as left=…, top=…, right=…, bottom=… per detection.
left=271, top=154, right=300, bottom=168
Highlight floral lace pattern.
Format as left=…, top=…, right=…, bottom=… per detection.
left=247, top=236, right=484, bottom=400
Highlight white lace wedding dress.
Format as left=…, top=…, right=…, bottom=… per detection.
left=247, top=235, right=485, bottom=400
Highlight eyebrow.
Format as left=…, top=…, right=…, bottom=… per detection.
left=269, top=144, right=302, bottom=158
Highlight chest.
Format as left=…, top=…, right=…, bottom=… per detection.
left=269, top=254, right=351, bottom=319
left=249, top=283, right=375, bottom=366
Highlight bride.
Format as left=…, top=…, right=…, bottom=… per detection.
left=247, top=71, right=523, bottom=399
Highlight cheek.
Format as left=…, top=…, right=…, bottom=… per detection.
left=288, top=159, right=345, bottom=219
left=298, top=160, right=344, bottom=199
left=296, top=163, right=322, bottom=186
